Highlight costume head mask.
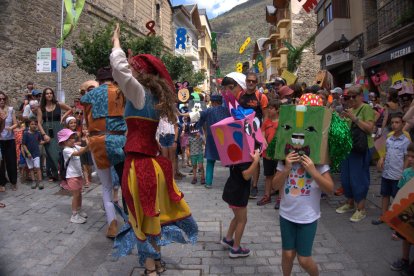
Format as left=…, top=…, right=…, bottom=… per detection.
left=211, top=99, right=267, bottom=166
left=176, top=81, right=190, bottom=103
left=267, top=93, right=352, bottom=171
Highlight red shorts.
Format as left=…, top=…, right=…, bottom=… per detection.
left=60, top=176, right=83, bottom=191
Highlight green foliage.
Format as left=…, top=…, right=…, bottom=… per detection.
left=284, top=33, right=316, bottom=72
left=74, top=21, right=205, bottom=85
left=128, top=35, right=164, bottom=57
left=162, top=54, right=205, bottom=85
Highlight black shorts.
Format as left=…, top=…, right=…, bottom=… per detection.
left=263, top=157, right=278, bottom=176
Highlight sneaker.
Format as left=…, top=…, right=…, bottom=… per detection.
left=38, top=183, right=44, bottom=190
left=205, top=184, right=212, bottom=189
left=390, top=258, right=409, bottom=271
left=336, top=203, right=355, bottom=214
left=334, top=187, right=344, bottom=196
left=350, top=209, right=366, bottom=222
left=220, top=238, right=234, bottom=249
left=257, top=195, right=271, bottom=206
left=371, top=218, right=383, bottom=225
left=249, top=187, right=258, bottom=199
left=191, top=178, right=197, bottom=184
left=229, top=247, right=251, bottom=258
left=31, top=182, right=37, bottom=189
left=70, top=213, right=86, bottom=224
left=274, top=197, right=281, bottom=210
left=78, top=210, right=88, bottom=218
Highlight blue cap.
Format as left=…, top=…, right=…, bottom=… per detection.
left=32, top=89, right=42, bottom=96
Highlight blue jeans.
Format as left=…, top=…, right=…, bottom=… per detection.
left=159, top=134, right=175, bottom=148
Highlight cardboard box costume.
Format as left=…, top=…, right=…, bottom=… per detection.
left=268, top=93, right=352, bottom=170
left=382, top=178, right=414, bottom=244
left=211, top=101, right=267, bottom=166
left=274, top=104, right=332, bottom=164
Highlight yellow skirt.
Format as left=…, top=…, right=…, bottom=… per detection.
left=126, top=158, right=192, bottom=241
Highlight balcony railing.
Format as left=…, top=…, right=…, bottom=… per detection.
left=276, top=8, right=290, bottom=28
left=366, top=20, right=378, bottom=50
left=378, top=0, right=414, bottom=38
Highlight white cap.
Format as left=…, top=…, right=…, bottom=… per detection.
left=330, top=87, right=343, bottom=94
left=225, top=72, right=246, bottom=90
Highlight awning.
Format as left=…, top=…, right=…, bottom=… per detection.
left=363, top=39, right=414, bottom=69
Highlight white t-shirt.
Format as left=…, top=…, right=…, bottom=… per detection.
left=277, top=161, right=330, bottom=224
left=63, top=145, right=83, bottom=178
left=22, top=104, right=37, bottom=120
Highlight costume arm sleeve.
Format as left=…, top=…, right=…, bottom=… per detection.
left=403, top=106, right=414, bottom=128
left=110, top=48, right=145, bottom=109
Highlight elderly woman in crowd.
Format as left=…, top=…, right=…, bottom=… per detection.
left=336, top=85, right=375, bottom=222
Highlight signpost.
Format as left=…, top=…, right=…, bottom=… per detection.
left=36, top=48, right=58, bottom=73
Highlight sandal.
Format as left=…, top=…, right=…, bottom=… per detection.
left=143, top=268, right=159, bottom=276
left=0, top=202, right=5, bottom=208
left=200, top=178, right=206, bottom=185
left=155, top=259, right=166, bottom=274
left=0, top=186, right=5, bottom=192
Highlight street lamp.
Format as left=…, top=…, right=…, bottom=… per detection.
left=338, top=34, right=363, bottom=58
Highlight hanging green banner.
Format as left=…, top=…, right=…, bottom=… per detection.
left=59, top=0, right=85, bottom=45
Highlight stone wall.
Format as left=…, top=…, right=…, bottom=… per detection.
left=291, top=10, right=321, bottom=86
left=0, top=0, right=173, bottom=109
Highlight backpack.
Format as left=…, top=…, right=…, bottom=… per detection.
left=58, top=151, right=72, bottom=181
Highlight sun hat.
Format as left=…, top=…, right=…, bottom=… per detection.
left=31, top=89, right=42, bottom=96
left=278, top=85, right=294, bottom=98
left=65, top=116, right=76, bottom=125
left=57, top=128, right=76, bottom=144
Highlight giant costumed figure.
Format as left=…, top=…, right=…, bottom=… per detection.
left=110, top=24, right=197, bottom=275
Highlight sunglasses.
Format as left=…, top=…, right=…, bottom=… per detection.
left=0, top=98, right=6, bottom=101
left=247, top=79, right=257, bottom=84
left=343, top=95, right=358, bottom=100
left=75, top=112, right=83, bottom=115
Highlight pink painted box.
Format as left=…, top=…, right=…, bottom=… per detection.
left=211, top=111, right=267, bottom=166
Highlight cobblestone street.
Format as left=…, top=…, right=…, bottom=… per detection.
left=0, top=164, right=405, bottom=275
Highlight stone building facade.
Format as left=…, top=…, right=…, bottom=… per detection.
left=0, top=0, right=173, bottom=108
left=260, top=0, right=320, bottom=85
left=291, top=10, right=320, bottom=86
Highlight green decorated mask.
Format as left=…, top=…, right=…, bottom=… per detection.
left=274, top=105, right=332, bottom=164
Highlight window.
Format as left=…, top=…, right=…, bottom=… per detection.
left=317, top=7, right=324, bottom=28
left=316, top=0, right=337, bottom=29
left=325, top=1, right=333, bottom=24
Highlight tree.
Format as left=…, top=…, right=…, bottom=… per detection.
left=284, top=33, right=316, bottom=72
left=74, top=22, right=205, bottom=86
left=162, top=54, right=205, bottom=85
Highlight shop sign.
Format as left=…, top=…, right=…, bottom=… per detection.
left=325, top=48, right=350, bottom=67
left=363, top=40, right=414, bottom=69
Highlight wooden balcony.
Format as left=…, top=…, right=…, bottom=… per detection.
left=276, top=8, right=290, bottom=29
left=378, top=0, right=414, bottom=44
